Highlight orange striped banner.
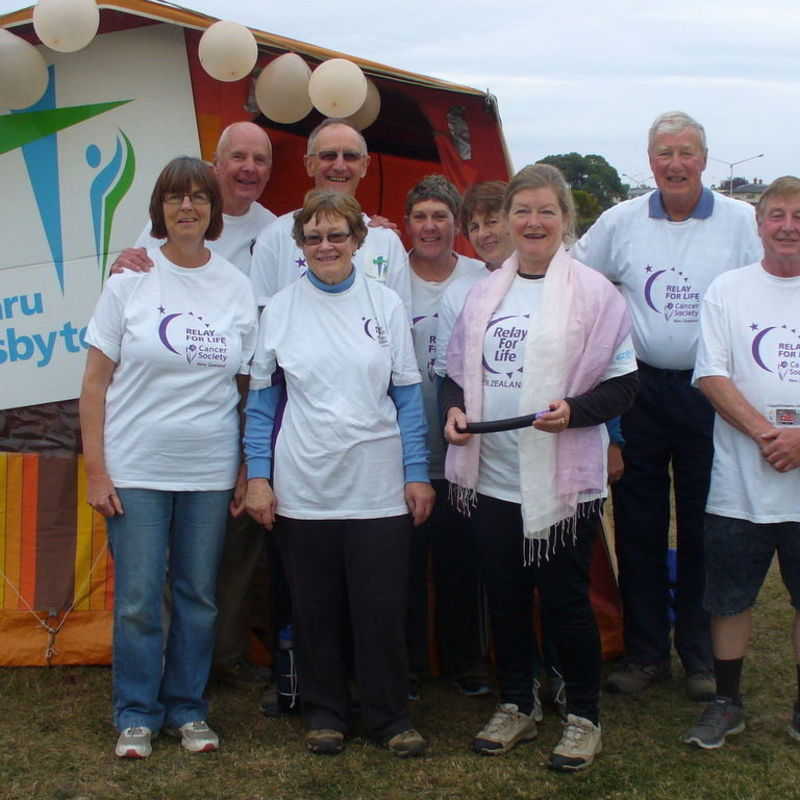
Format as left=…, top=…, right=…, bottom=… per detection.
left=19, top=454, right=38, bottom=609
left=2, top=454, right=23, bottom=611
left=0, top=453, right=111, bottom=612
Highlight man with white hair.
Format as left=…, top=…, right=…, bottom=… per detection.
left=249, top=118, right=411, bottom=309
left=123, top=121, right=276, bottom=274
left=573, top=111, right=762, bottom=700
left=685, top=176, right=800, bottom=748
left=111, top=120, right=276, bottom=690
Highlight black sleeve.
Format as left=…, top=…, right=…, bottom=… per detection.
left=565, top=370, right=639, bottom=428
left=438, top=375, right=465, bottom=424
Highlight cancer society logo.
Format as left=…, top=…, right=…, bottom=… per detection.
left=0, top=64, right=135, bottom=291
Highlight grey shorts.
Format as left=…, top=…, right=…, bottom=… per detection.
left=703, top=513, right=800, bottom=616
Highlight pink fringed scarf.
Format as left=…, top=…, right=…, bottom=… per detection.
left=445, top=246, right=631, bottom=560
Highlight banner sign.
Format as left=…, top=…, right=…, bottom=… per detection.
left=0, top=24, right=200, bottom=410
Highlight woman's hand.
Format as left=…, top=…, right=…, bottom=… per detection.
left=246, top=478, right=277, bottom=530
left=607, top=443, right=625, bottom=484
left=405, top=482, right=436, bottom=527
left=87, top=472, right=124, bottom=517
left=444, top=407, right=473, bottom=446
left=533, top=400, right=571, bottom=434
left=229, top=464, right=248, bottom=517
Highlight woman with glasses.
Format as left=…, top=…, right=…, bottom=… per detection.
left=244, top=189, right=434, bottom=757
left=80, top=156, right=257, bottom=759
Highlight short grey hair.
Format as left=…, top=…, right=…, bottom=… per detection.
left=648, top=111, right=707, bottom=153
left=306, top=118, right=368, bottom=157
left=405, top=174, right=462, bottom=218
left=756, top=176, right=800, bottom=222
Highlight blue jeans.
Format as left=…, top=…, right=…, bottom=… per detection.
left=107, top=488, right=231, bottom=732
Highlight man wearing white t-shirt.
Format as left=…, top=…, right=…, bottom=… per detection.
left=683, top=177, right=800, bottom=749
left=404, top=175, right=485, bottom=697
left=249, top=118, right=412, bottom=310
left=111, top=121, right=276, bottom=690
left=114, top=121, right=276, bottom=276
left=573, top=111, right=763, bottom=701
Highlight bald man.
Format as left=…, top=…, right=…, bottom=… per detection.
left=115, top=121, right=275, bottom=275
left=249, top=118, right=411, bottom=310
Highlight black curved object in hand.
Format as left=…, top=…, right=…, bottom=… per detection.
left=456, top=411, right=546, bottom=434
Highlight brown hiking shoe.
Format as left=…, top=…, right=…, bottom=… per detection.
left=605, top=661, right=671, bottom=694
left=305, top=729, right=344, bottom=755
left=384, top=728, right=427, bottom=758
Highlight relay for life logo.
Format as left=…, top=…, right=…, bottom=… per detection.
left=482, top=313, right=529, bottom=388
left=749, top=320, right=800, bottom=383
left=642, top=264, right=701, bottom=323
left=412, top=312, right=438, bottom=381
left=158, top=308, right=229, bottom=368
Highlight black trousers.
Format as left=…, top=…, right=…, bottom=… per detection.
left=472, top=494, right=601, bottom=722
left=612, top=362, right=713, bottom=673
left=276, top=514, right=412, bottom=740
left=213, top=513, right=269, bottom=667
left=407, top=479, right=485, bottom=677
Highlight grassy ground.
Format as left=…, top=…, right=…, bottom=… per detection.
left=1, top=561, right=799, bottom=800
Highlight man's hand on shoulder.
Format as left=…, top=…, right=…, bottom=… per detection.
left=110, top=247, right=154, bottom=275
left=368, top=215, right=399, bottom=232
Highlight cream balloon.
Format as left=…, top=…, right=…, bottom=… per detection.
left=0, top=29, right=49, bottom=110
left=343, top=78, right=381, bottom=131
left=255, top=52, right=312, bottom=124
left=308, top=58, right=367, bottom=118
left=33, top=0, right=99, bottom=53
left=198, top=20, right=258, bottom=82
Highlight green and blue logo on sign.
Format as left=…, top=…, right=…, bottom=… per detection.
left=0, top=64, right=136, bottom=291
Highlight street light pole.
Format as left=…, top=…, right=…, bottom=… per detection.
left=710, top=154, right=765, bottom=196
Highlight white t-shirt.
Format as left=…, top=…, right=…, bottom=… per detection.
left=434, top=264, right=491, bottom=378
left=694, top=262, right=800, bottom=522
left=249, top=210, right=413, bottom=310
left=251, top=271, right=421, bottom=520
left=86, top=248, right=258, bottom=491
left=135, top=201, right=276, bottom=277
left=573, top=191, right=762, bottom=369
left=410, top=253, right=485, bottom=478
left=476, top=275, right=636, bottom=503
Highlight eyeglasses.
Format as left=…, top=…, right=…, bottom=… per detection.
left=308, top=150, right=365, bottom=163
left=163, top=191, right=211, bottom=206
left=301, top=231, right=352, bottom=246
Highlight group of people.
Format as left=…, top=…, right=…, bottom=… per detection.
left=79, top=108, right=800, bottom=770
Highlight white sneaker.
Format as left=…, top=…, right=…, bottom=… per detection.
left=549, top=714, right=602, bottom=771
left=166, top=720, right=219, bottom=753
left=472, top=703, right=537, bottom=755
left=115, top=726, right=154, bottom=758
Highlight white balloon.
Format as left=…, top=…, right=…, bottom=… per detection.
left=199, top=20, right=258, bottom=82
left=0, top=29, right=49, bottom=110
left=33, top=0, right=99, bottom=53
left=255, top=52, right=312, bottom=124
left=308, top=58, right=367, bottom=119
left=343, top=78, right=381, bottom=131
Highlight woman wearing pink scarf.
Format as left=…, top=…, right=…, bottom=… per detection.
left=441, top=164, right=637, bottom=771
